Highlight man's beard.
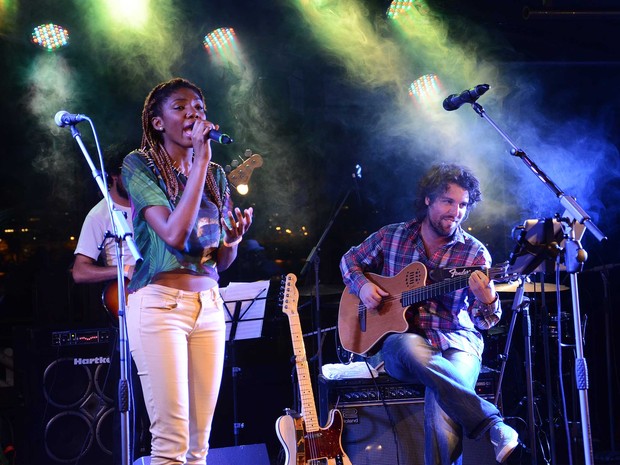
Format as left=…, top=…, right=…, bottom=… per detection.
left=429, top=215, right=459, bottom=237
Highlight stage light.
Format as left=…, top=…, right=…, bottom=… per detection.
left=387, top=0, right=430, bottom=19
left=387, top=0, right=414, bottom=18
left=408, top=73, right=441, bottom=103
left=203, top=27, right=236, bottom=54
left=31, top=24, right=69, bottom=51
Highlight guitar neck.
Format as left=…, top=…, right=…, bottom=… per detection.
left=401, top=263, right=505, bottom=306
left=281, top=274, right=320, bottom=433
left=402, top=274, right=471, bottom=306
left=288, top=311, right=320, bottom=432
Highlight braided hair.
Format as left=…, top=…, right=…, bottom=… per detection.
left=140, top=78, right=223, bottom=211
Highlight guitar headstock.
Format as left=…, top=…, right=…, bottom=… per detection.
left=279, top=273, right=299, bottom=317
left=490, top=261, right=520, bottom=283
left=227, top=153, right=264, bottom=190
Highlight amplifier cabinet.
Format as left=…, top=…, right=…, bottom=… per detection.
left=13, top=326, right=117, bottom=465
left=318, top=374, right=497, bottom=465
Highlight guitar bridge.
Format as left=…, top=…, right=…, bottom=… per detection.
left=357, top=304, right=366, bottom=332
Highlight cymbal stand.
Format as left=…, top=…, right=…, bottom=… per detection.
left=538, top=276, right=558, bottom=465
left=494, top=281, right=537, bottom=464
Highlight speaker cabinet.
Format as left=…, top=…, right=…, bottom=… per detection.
left=318, top=374, right=496, bottom=465
left=14, top=326, right=117, bottom=465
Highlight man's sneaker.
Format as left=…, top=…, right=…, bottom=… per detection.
left=490, top=421, right=519, bottom=463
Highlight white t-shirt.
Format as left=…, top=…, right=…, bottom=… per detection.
left=74, top=198, right=136, bottom=267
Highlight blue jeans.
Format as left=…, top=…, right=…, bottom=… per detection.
left=382, top=333, right=501, bottom=465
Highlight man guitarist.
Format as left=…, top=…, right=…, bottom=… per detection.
left=340, top=163, right=519, bottom=464
left=73, top=147, right=135, bottom=286
left=71, top=146, right=150, bottom=460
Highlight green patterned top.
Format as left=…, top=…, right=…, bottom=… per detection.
left=122, top=150, right=230, bottom=291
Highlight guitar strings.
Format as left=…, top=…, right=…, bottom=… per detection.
left=357, top=265, right=506, bottom=311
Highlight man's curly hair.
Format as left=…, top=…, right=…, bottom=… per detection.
left=413, top=163, right=482, bottom=221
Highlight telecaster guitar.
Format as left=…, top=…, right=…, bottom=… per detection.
left=275, top=273, right=352, bottom=465
left=338, top=261, right=511, bottom=356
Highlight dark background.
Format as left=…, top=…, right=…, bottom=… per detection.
left=0, top=0, right=619, bottom=464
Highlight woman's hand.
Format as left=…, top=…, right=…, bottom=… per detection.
left=191, top=118, right=217, bottom=166
left=222, top=207, right=254, bottom=245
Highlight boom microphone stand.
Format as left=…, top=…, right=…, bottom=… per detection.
left=56, top=114, right=142, bottom=465
left=299, top=165, right=362, bottom=375
left=448, top=88, right=606, bottom=465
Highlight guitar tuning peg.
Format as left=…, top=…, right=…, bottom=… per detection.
left=231, top=159, right=239, bottom=168
left=224, top=165, right=232, bottom=173
left=244, top=148, right=252, bottom=158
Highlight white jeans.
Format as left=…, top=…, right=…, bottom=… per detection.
left=127, top=283, right=226, bottom=465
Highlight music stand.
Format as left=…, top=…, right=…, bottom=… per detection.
left=219, top=280, right=270, bottom=445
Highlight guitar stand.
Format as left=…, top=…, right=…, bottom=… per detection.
left=494, top=280, right=538, bottom=464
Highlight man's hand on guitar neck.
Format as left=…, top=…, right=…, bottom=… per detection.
left=468, top=269, right=498, bottom=306
left=359, top=282, right=389, bottom=309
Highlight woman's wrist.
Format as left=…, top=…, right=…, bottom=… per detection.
left=223, top=235, right=242, bottom=247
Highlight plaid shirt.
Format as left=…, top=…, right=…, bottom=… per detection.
left=340, top=219, right=502, bottom=359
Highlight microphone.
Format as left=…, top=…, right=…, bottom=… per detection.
left=442, top=84, right=490, bottom=111
left=209, top=129, right=233, bottom=145
left=54, top=110, right=88, bottom=127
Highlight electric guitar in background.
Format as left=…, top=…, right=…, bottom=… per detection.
left=338, top=261, right=512, bottom=356
left=226, top=153, right=263, bottom=194
left=101, top=277, right=130, bottom=321
left=275, top=273, right=352, bottom=465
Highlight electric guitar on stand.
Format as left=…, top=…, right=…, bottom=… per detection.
left=275, top=273, right=352, bottom=465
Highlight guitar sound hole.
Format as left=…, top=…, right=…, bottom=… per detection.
left=405, top=271, right=422, bottom=288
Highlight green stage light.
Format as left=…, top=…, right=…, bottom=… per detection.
left=31, top=23, right=69, bottom=51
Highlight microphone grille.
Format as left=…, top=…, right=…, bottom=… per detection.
left=54, top=110, right=68, bottom=127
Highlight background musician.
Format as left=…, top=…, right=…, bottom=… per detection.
left=340, top=162, right=519, bottom=464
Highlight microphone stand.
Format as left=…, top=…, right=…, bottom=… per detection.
left=466, top=100, right=606, bottom=465
left=66, top=122, right=142, bottom=465
left=299, top=166, right=362, bottom=379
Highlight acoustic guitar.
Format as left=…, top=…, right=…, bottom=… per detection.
left=338, top=261, right=512, bottom=356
